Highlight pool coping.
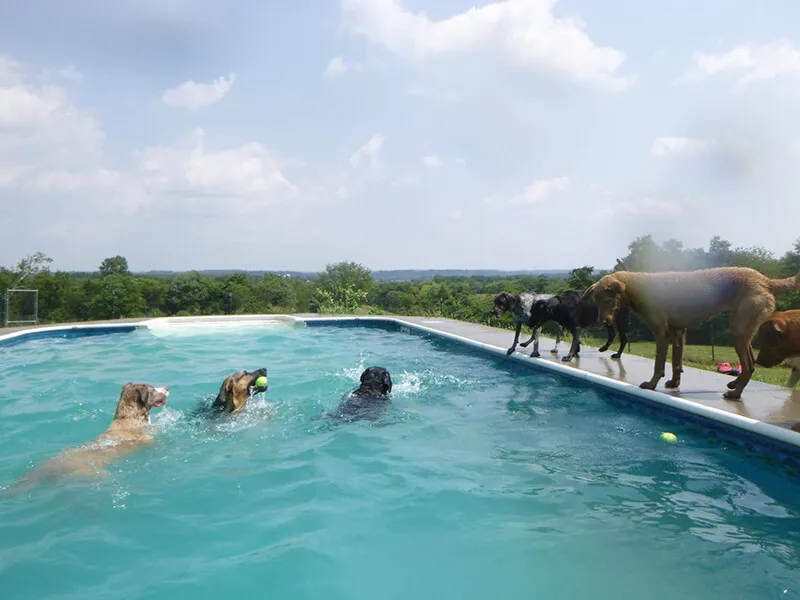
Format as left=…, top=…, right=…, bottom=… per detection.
left=2, top=314, right=799, bottom=454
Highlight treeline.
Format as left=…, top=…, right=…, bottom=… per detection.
left=2, top=235, right=799, bottom=348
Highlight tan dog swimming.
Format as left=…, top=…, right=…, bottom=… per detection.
left=5, top=383, right=168, bottom=494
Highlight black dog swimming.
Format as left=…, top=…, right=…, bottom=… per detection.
left=522, top=290, right=631, bottom=362
left=327, top=366, right=393, bottom=423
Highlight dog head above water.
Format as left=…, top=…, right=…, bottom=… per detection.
left=113, top=383, right=169, bottom=422
left=213, top=368, right=269, bottom=413
left=492, top=292, right=520, bottom=318
left=353, top=366, right=393, bottom=397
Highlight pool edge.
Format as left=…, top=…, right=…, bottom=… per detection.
left=303, top=316, right=800, bottom=455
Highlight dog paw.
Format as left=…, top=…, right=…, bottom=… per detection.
left=611, top=353, right=622, bottom=360
left=726, top=380, right=738, bottom=390
left=723, top=390, right=742, bottom=401
left=561, top=355, right=573, bottom=362
left=549, top=349, right=558, bottom=354
left=639, top=381, right=657, bottom=390
left=664, top=379, right=680, bottom=389
left=598, top=345, right=610, bottom=352
left=531, top=351, right=541, bottom=358
left=519, top=342, right=529, bottom=348
left=506, top=348, right=516, bottom=356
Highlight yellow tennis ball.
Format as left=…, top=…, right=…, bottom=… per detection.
left=660, top=432, right=678, bottom=443
left=255, top=376, right=268, bottom=388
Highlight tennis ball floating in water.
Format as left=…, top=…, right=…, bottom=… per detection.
left=660, top=432, right=677, bottom=443
left=255, top=376, right=268, bottom=388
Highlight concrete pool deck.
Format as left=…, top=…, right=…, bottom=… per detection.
left=2, top=314, right=800, bottom=445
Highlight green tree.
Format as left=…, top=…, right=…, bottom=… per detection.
left=99, top=256, right=130, bottom=276
left=11, top=251, right=53, bottom=286
left=316, top=262, right=374, bottom=296
left=567, top=266, right=595, bottom=290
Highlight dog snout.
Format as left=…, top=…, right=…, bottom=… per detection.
left=156, top=387, right=170, bottom=396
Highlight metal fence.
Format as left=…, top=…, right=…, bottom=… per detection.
left=2, top=289, right=39, bottom=327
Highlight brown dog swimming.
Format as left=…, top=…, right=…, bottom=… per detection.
left=6, top=383, right=169, bottom=493
left=212, top=368, right=269, bottom=413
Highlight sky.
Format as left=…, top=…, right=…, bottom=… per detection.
left=1, top=0, right=800, bottom=273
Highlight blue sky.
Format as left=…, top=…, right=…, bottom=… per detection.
left=1, top=0, right=799, bottom=272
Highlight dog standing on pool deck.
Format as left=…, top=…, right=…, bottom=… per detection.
left=492, top=292, right=563, bottom=357
left=328, top=366, right=393, bottom=422
left=584, top=267, right=800, bottom=399
left=754, top=309, right=800, bottom=388
left=4, top=383, right=169, bottom=494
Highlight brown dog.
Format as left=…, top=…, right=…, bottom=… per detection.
left=6, top=383, right=169, bottom=492
left=584, top=267, right=800, bottom=399
left=755, top=310, right=800, bottom=388
left=211, top=368, right=268, bottom=413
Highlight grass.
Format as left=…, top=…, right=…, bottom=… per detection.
left=579, top=334, right=793, bottom=387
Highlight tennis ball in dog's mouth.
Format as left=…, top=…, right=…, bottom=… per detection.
left=660, top=432, right=678, bottom=443
left=255, top=376, right=268, bottom=388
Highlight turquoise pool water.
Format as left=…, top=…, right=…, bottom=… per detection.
left=1, top=323, right=799, bottom=600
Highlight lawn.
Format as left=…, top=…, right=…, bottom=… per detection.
left=580, top=334, right=794, bottom=387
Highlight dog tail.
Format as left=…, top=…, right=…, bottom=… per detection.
left=768, top=270, right=800, bottom=294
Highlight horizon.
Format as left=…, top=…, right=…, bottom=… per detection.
left=2, top=0, right=800, bottom=272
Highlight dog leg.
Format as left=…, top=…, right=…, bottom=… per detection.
left=787, top=368, right=800, bottom=388
left=531, top=328, right=542, bottom=357
left=551, top=327, right=561, bottom=354
left=599, top=324, right=614, bottom=353
left=612, top=329, right=628, bottom=360
left=506, top=322, right=523, bottom=356
left=724, top=299, right=773, bottom=399
left=562, top=327, right=580, bottom=362
left=665, top=329, right=684, bottom=389
left=612, top=308, right=631, bottom=360
left=519, top=328, right=537, bottom=348
left=724, top=338, right=756, bottom=400
left=641, top=329, right=668, bottom=390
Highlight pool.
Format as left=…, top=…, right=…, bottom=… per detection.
left=1, top=322, right=799, bottom=599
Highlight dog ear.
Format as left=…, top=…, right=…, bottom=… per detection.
left=772, top=319, right=785, bottom=336
left=382, top=370, right=393, bottom=394
left=608, top=278, right=624, bottom=295
left=360, top=369, right=369, bottom=384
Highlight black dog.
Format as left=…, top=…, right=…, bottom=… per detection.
left=328, top=366, right=393, bottom=422
left=524, top=291, right=631, bottom=362
left=492, top=292, right=563, bottom=357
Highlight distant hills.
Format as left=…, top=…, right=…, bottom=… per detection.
left=132, top=269, right=571, bottom=282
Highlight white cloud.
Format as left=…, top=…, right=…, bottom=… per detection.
left=508, top=176, right=571, bottom=206
left=687, top=40, right=800, bottom=87
left=35, top=168, right=121, bottom=191
left=0, top=61, right=105, bottom=173
left=140, top=128, right=296, bottom=206
left=162, top=73, right=236, bottom=110
left=324, top=55, right=350, bottom=78
left=341, top=0, right=632, bottom=89
left=423, top=155, right=443, bottom=168
left=0, top=165, right=29, bottom=187
left=391, top=173, right=421, bottom=187
left=592, top=197, right=683, bottom=222
left=349, top=133, right=385, bottom=169
left=651, top=136, right=717, bottom=157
